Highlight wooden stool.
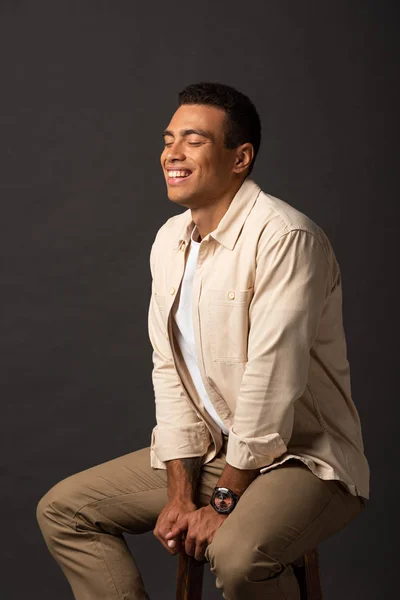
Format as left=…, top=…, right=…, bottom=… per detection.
left=176, top=547, right=323, bottom=599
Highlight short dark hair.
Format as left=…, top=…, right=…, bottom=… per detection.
left=178, top=82, right=261, bottom=177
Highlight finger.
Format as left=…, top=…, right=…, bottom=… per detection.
left=167, top=531, right=184, bottom=552
left=165, top=533, right=185, bottom=555
left=160, top=522, right=187, bottom=554
left=155, top=534, right=176, bottom=555
left=155, top=521, right=171, bottom=540
left=166, top=526, right=182, bottom=539
left=177, top=531, right=186, bottom=553
left=194, top=541, right=207, bottom=562
left=184, top=535, right=196, bottom=557
left=160, top=518, right=175, bottom=538
left=154, top=527, right=179, bottom=556
left=163, top=526, right=186, bottom=555
left=174, top=531, right=186, bottom=554
left=162, top=536, right=180, bottom=556
left=159, top=523, right=180, bottom=542
left=166, top=519, right=188, bottom=539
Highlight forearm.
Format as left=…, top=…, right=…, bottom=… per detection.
left=216, top=462, right=259, bottom=496
left=166, top=457, right=203, bottom=502
left=165, top=453, right=259, bottom=505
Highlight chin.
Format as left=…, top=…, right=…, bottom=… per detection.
left=167, top=187, right=195, bottom=207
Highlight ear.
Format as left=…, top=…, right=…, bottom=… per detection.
left=232, top=143, right=254, bottom=175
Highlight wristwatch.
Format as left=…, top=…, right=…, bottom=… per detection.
left=210, top=486, right=241, bottom=515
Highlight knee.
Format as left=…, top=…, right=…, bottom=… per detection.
left=36, top=488, right=53, bottom=533
left=36, top=477, right=75, bottom=540
left=207, top=541, right=250, bottom=590
left=207, top=533, right=283, bottom=592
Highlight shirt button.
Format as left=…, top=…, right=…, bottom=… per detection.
left=180, top=242, right=186, bottom=251
left=228, top=291, right=235, bottom=300
left=169, top=287, right=176, bottom=295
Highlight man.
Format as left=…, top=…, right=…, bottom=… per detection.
left=37, top=82, right=370, bottom=600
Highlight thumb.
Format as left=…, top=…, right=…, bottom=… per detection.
left=166, top=516, right=188, bottom=539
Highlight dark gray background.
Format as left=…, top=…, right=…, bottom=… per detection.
left=1, top=1, right=397, bottom=598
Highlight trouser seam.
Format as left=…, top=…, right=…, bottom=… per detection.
left=88, top=531, right=123, bottom=599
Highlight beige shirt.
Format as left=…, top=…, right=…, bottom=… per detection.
left=148, top=178, right=370, bottom=500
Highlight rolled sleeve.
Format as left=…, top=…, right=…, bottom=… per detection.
left=150, top=422, right=210, bottom=468
left=148, top=237, right=211, bottom=469
left=226, top=228, right=332, bottom=470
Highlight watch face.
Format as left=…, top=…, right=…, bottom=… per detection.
left=214, top=490, right=234, bottom=512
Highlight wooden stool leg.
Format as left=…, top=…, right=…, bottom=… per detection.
left=176, top=552, right=205, bottom=600
left=293, top=557, right=308, bottom=600
left=303, top=548, right=323, bottom=599
left=293, top=548, right=323, bottom=600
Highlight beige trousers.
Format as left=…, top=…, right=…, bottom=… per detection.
left=36, top=436, right=365, bottom=599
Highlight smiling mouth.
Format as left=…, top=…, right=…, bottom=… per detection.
left=166, top=169, right=193, bottom=185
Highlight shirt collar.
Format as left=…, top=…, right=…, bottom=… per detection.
left=173, top=178, right=261, bottom=251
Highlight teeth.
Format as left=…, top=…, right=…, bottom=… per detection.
left=168, top=170, right=191, bottom=178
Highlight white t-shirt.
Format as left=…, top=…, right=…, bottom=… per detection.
left=172, top=225, right=229, bottom=435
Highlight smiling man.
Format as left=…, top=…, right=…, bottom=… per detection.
left=36, top=82, right=370, bottom=600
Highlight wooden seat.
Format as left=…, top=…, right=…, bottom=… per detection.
left=176, top=547, right=323, bottom=599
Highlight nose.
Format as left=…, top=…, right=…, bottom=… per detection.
left=165, top=140, right=186, bottom=163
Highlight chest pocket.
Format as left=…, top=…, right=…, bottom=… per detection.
left=206, top=288, right=254, bottom=363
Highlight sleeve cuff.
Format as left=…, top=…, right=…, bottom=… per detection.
left=226, top=427, right=287, bottom=470
left=150, top=422, right=211, bottom=469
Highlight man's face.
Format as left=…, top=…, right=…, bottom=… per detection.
left=160, top=104, right=238, bottom=209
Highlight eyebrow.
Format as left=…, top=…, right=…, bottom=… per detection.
left=162, top=128, right=214, bottom=140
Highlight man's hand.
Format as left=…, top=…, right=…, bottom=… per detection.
left=153, top=497, right=197, bottom=555
left=166, top=504, right=227, bottom=562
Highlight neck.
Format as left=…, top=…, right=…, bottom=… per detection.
left=191, top=178, right=244, bottom=240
